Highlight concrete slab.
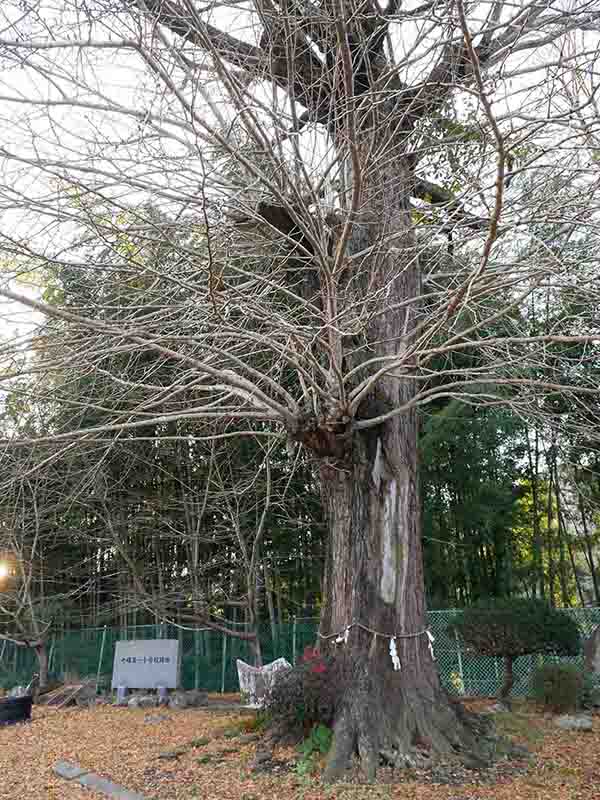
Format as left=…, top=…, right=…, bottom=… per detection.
left=78, top=773, right=146, bottom=799
left=53, top=761, right=90, bottom=780
left=53, top=761, right=147, bottom=799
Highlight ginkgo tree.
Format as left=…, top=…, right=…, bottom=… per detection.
left=1, top=0, right=600, bottom=779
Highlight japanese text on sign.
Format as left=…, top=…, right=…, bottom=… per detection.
left=112, top=639, right=180, bottom=689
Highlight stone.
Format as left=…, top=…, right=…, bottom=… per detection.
left=238, top=733, right=261, bottom=744
left=128, top=694, right=158, bottom=709
left=168, top=691, right=190, bottom=709
left=77, top=772, right=147, bottom=799
left=144, top=712, right=171, bottom=724
left=54, top=760, right=147, bottom=799
left=584, top=625, right=600, bottom=675
left=158, top=747, right=188, bottom=759
left=75, top=685, right=97, bottom=707
left=248, top=749, right=281, bottom=773
left=510, top=743, right=532, bottom=760
left=554, top=714, right=593, bottom=731
left=484, top=702, right=510, bottom=714
left=249, top=748, right=273, bottom=770
left=53, top=760, right=90, bottom=781
left=236, top=657, right=291, bottom=707
left=184, top=689, right=209, bottom=707
left=463, top=752, right=490, bottom=770
left=167, top=689, right=208, bottom=709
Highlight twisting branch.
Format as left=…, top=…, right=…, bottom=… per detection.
left=447, top=0, right=507, bottom=318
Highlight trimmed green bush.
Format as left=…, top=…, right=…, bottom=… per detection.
left=453, top=598, right=581, bottom=700
left=580, top=671, right=600, bottom=709
left=531, top=663, right=582, bottom=712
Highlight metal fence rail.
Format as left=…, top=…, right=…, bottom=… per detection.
left=2, top=607, right=599, bottom=696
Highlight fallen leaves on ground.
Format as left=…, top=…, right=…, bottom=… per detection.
left=0, top=698, right=598, bottom=800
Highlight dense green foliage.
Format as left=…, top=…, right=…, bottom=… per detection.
left=421, top=403, right=525, bottom=606
left=454, top=598, right=581, bottom=659
left=531, top=663, right=583, bottom=712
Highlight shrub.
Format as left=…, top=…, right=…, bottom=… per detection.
left=531, top=663, right=582, bottom=712
left=580, top=671, right=600, bottom=709
left=295, top=723, right=333, bottom=775
left=453, top=598, right=581, bottom=700
left=238, top=710, right=270, bottom=733
left=264, top=649, right=345, bottom=737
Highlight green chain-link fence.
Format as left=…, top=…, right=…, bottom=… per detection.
left=2, top=607, right=599, bottom=696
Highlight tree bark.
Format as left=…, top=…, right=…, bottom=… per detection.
left=302, top=155, right=480, bottom=779
left=500, top=655, right=514, bottom=702
left=35, top=642, right=49, bottom=691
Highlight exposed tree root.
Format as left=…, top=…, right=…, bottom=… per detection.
left=323, top=675, right=498, bottom=783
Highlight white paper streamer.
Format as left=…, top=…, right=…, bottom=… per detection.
left=389, top=636, right=401, bottom=671
left=426, top=630, right=435, bottom=660
left=335, top=625, right=350, bottom=645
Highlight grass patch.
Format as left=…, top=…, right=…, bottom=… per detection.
left=238, top=711, right=270, bottom=733
left=190, top=736, right=211, bottom=748
left=493, top=711, right=545, bottom=745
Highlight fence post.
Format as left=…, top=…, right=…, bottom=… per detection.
left=455, top=629, right=465, bottom=695
left=292, top=616, right=297, bottom=665
left=95, top=625, right=108, bottom=694
left=194, top=628, right=200, bottom=690
left=220, top=634, right=227, bottom=694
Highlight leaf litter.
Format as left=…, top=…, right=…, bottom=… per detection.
left=0, top=698, right=597, bottom=800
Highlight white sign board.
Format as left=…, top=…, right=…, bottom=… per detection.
left=111, top=639, right=180, bottom=689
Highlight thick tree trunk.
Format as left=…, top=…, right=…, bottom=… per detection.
left=309, top=156, right=481, bottom=780
left=318, top=418, right=479, bottom=780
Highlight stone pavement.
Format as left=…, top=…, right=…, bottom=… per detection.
left=54, top=760, right=147, bottom=799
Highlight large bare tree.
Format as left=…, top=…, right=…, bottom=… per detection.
left=1, top=0, right=600, bottom=778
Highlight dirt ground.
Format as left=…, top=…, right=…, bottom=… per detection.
left=0, top=696, right=599, bottom=800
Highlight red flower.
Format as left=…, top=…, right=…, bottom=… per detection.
left=301, top=646, right=327, bottom=674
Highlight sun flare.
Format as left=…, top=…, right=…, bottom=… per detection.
left=0, top=563, right=9, bottom=579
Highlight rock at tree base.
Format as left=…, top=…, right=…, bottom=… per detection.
left=168, top=690, right=208, bottom=709
left=236, top=657, right=291, bottom=707
left=128, top=694, right=158, bottom=709
left=75, top=685, right=98, bottom=707
left=584, top=625, right=600, bottom=675
left=144, top=712, right=171, bottom=724
left=248, top=748, right=273, bottom=771
left=554, top=714, right=593, bottom=731
left=483, top=702, right=510, bottom=714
